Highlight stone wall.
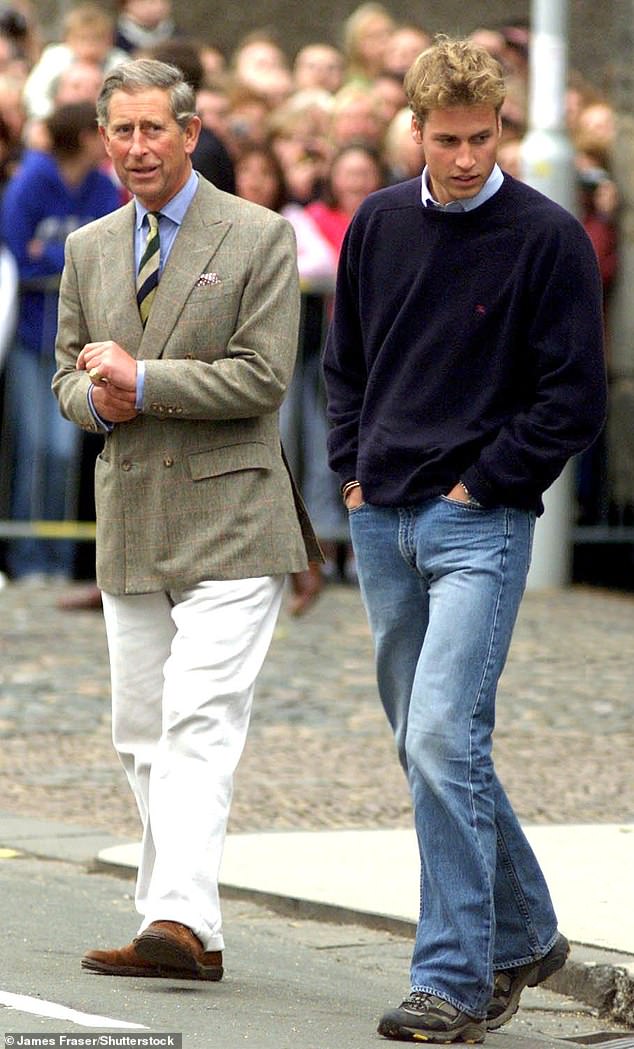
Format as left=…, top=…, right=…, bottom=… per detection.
left=38, top=0, right=615, bottom=89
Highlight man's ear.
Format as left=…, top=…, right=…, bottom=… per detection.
left=411, top=115, right=423, bottom=144
left=99, top=124, right=112, bottom=157
left=183, top=114, right=202, bottom=156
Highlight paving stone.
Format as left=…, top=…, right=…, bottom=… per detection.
left=0, top=580, right=632, bottom=840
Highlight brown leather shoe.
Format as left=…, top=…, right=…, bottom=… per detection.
left=82, top=942, right=178, bottom=978
left=133, top=921, right=223, bottom=981
left=82, top=939, right=222, bottom=980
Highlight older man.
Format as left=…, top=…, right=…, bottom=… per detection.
left=53, top=58, right=318, bottom=980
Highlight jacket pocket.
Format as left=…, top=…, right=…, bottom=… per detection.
left=187, top=442, right=272, bottom=480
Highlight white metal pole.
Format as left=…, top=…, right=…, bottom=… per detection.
left=521, top=0, right=576, bottom=589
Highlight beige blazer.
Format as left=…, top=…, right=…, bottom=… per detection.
left=53, top=176, right=320, bottom=594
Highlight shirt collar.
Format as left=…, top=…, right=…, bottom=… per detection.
left=135, top=168, right=199, bottom=229
left=420, top=163, right=504, bottom=212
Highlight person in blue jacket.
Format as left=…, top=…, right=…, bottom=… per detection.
left=323, top=35, right=607, bottom=1044
left=1, top=101, right=119, bottom=582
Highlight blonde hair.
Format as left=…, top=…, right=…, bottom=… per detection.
left=343, top=2, right=394, bottom=79
left=405, top=34, right=505, bottom=126
left=63, top=3, right=114, bottom=39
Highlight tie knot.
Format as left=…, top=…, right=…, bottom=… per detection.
left=146, top=211, right=160, bottom=231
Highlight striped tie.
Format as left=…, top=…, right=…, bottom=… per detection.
left=136, top=211, right=160, bottom=326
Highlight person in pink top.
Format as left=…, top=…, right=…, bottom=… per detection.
left=306, top=142, right=386, bottom=254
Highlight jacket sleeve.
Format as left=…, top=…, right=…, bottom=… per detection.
left=52, top=234, right=101, bottom=432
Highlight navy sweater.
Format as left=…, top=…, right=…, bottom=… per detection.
left=323, top=174, right=607, bottom=514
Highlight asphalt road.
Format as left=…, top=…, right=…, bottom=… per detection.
left=1, top=854, right=630, bottom=1049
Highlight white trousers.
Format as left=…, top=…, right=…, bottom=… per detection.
left=101, top=575, right=284, bottom=951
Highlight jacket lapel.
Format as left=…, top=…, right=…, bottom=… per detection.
left=100, top=201, right=144, bottom=352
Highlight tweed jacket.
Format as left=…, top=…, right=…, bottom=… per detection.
left=53, top=176, right=320, bottom=594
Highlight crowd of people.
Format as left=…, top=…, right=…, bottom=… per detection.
left=0, top=0, right=618, bottom=599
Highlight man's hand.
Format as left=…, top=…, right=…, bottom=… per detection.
left=77, top=340, right=137, bottom=390
left=446, top=482, right=470, bottom=503
left=344, top=483, right=365, bottom=509
left=91, top=381, right=138, bottom=423
left=77, top=340, right=139, bottom=424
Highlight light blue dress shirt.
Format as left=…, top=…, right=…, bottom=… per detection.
left=420, top=163, right=504, bottom=212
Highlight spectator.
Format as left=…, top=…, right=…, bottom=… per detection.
left=382, top=22, right=431, bottom=79
left=268, top=89, right=333, bottom=203
left=25, top=59, right=105, bottom=152
left=230, top=29, right=290, bottom=96
left=329, top=83, right=386, bottom=150
left=22, top=4, right=126, bottom=120
left=370, top=70, right=407, bottom=125
left=293, top=43, right=344, bottom=95
left=576, top=99, right=616, bottom=153
left=497, top=135, right=523, bottom=178
left=199, top=41, right=226, bottom=83
left=566, top=70, right=603, bottom=136
left=1, top=102, right=119, bottom=583
left=115, top=0, right=179, bottom=56
left=306, top=141, right=387, bottom=253
left=225, top=82, right=272, bottom=152
left=195, top=80, right=231, bottom=144
left=0, top=2, right=41, bottom=71
left=383, top=105, right=425, bottom=183
left=0, top=73, right=25, bottom=174
left=342, top=1, right=394, bottom=86
left=0, top=70, right=26, bottom=145
left=234, top=142, right=287, bottom=211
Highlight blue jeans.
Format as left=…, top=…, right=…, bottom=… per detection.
left=349, top=497, right=558, bottom=1017
left=4, top=343, right=79, bottom=579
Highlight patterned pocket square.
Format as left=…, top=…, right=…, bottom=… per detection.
left=196, top=271, right=221, bottom=287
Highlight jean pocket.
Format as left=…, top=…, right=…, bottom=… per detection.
left=439, top=495, right=483, bottom=510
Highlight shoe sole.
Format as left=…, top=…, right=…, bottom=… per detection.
left=81, top=958, right=214, bottom=979
left=134, top=931, right=223, bottom=981
left=378, top=1019, right=485, bottom=1043
left=487, top=937, right=570, bottom=1031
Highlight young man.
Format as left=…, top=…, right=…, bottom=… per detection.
left=53, top=58, right=319, bottom=981
left=323, top=36, right=606, bottom=1044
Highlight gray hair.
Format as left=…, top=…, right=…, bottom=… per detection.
left=96, top=58, right=197, bottom=129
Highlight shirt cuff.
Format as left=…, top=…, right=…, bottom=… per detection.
left=135, top=360, right=145, bottom=410
left=87, top=385, right=113, bottom=433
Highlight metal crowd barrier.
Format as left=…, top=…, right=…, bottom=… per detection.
left=0, top=281, right=627, bottom=568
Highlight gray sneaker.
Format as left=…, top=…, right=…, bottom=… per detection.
left=486, top=932, right=570, bottom=1030
left=378, top=991, right=486, bottom=1043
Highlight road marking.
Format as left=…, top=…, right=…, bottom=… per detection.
left=0, top=991, right=147, bottom=1029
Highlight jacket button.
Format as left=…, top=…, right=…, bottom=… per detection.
left=121, top=460, right=132, bottom=471
left=163, top=456, right=174, bottom=467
